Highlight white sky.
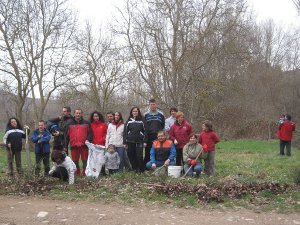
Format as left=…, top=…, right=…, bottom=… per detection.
left=71, top=0, right=299, bottom=28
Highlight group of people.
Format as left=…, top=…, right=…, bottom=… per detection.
left=3, top=98, right=221, bottom=184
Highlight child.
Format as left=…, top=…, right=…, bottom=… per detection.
left=49, top=148, right=76, bottom=184
left=105, top=144, right=120, bottom=175
left=183, top=134, right=206, bottom=177
left=198, top=120, right=220, bottom=176
left=31, top=120, right=51, bottom=176
left=277, top=114, right=295, bottom=156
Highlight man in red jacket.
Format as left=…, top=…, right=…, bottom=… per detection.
left=278, top=114, right=295, bottom=156
left=65, top=109, right=93, bottom=176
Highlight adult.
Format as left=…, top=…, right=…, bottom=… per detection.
left=90, top=111, right=108, bottom=147
left=90, top=111, right=108, bottom=176
left=65, top=108, right=92, bottom=176
left=169, top=111, right=193, bottom=166
left=124, top=107, right=146, bottom=173
left=106, top=112, right=131, bottom=171
left=277, top=114, right=295, bottom=156
left=144, top=99, right=165, bottom=167
left=146, top=130, right=176, bottom=172
left=3, top=117, right=29, bottom=176
left=106, top=111, right=114, bottom=124
left=48, top=106, right=72, bottom=155
left=31, top=120, right=51, bottom=176
left=165, top=107, right=178, bottom=137
left=183, top=134, right=205, bottom=177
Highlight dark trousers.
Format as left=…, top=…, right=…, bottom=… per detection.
left=175, top=148, right=183, bottom=166
left=7, top=150, right=22, bottom=176
left=35, top=152, right=50, bottom=176
left=51, top=167, right=68, bottom=182
left=280, top=140, right=291, bottom=156
left=108, top=169, right=119, bottom=175
left=144, top=134, right=157, bottom=167
left=127, top=142, right=144, bottom=172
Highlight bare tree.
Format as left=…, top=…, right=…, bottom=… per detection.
left=73, top=23, right=125, bottom=112
left=0, top=0, right=76, bottom=124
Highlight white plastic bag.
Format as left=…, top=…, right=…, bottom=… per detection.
left=85, top=142, right=106, bottom=178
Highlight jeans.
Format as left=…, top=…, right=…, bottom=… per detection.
left=184, top=163, right=202, bottom=176
left=116, top=147, right=132, bottom=171
left=280, top=140, right=291, bottom=156
left=146, top=160, right=176, bottom=170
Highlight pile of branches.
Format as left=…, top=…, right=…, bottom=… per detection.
left=142, top=181, right=290, bottom=202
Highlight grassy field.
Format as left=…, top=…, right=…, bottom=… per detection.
left=0, top=139, right=299, bottom=212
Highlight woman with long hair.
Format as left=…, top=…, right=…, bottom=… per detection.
left=106, top=111, right=131, bottom=171
left=123, top=107, right=146, bottom=173
left=3, top=117, right=29, bottom=176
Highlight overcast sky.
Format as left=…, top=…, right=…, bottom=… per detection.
left=71, top=0, right=299, bottom=28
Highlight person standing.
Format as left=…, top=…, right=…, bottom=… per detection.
left=277, top=114, right=295, bottom=156
left=198, top=120, right=220, bottom=176
left=90, top=111, right=108, bottom=176
left=48, top=106, right=72, bottom=155
left=169, top=111, right=193, bottom=166
left=65, top=109, right=92, bottom=176
left=106, top=111, right=114, bottom=124
left=144, top=99, right=165, bottom=167
left=124, top=107, right=146, bottom=173
left=104, top=144, right=120, bottom=175
left=31, top=120, right=51, bottom=176
left=165, top=107, right=178, bottom=137
left=3, top=118, right=29, bottom=176
left=106, top=111, right=131, bottom=171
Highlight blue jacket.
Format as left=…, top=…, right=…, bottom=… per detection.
left=31, top=129, right=51, bottom=153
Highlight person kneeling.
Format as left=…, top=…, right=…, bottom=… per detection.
left=146, top=131, right=176, bottom=174
left=183, top=134, right=206, bottom=177
left=49, top=148, right=76, bottom=184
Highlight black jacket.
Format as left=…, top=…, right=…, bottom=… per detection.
left=123, top=118, right=146, bottom=144
left=3, top=128, right=27, bottom=152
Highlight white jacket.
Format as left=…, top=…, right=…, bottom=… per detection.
left=105, top=123, right=124, bottom=147
left=49, top=156, right=76, bottom=184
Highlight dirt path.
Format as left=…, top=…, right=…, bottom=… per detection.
left=0, top=196, right=299, bottom=225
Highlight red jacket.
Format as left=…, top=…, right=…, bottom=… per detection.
left=169, top=120, right=193, bottom=149
left=278, top=121, right=295, bottom=141
left=198, top=131, right=220, bottom=152
left=91, top=120, right=108, bottom=145
left=67, top=117, right=92, bottom=148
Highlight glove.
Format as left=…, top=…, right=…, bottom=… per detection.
left=202, top=144, right=208, bottom=152
left=190, top=160, right=197, bottom=166
left=187, top=160, right=192, bottom=166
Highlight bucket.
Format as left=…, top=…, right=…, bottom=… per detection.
left=168, top=166, right=182, bottom=178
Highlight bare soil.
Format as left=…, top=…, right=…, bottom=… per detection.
left=0, top=196, right=300, bottom=225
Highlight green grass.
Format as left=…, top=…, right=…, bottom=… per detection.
left=0, top=139, right=299, bottom=212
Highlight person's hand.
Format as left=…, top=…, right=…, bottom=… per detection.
left=7, top=143, right=11, bottom=148
left=143, top=143, right=147, bottom=147
left=174, top=139, right=178, bottom=145
left=151, top=163, right=157, bottom=169
left=190, top=160, right=197, bottom=166
left=49, top=170, right=54, bottom=176
left=202, top=144, right=208, bottom=152
left=85, top=140, right=90, bottom=145
left=24, top=125, right=29, bottom=130
left=124, top=144, right=128, bottom=149
left=164, top=159, right=170, bottom=166
left=187, top=160, right=192, bottom=166
left=38, top=141, right=41, bottom=144
left=38, top=134, right=43, bottom=138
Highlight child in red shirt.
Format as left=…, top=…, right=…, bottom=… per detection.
left=198, top=120, right=220, bottom=176
left=278, top=114, right=295, bottom=156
